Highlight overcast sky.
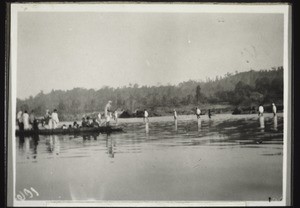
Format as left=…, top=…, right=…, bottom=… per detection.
left=17, top=12, right=283, bottom=99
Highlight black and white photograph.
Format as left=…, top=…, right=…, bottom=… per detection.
left=7, top=3, right=292, bottom=207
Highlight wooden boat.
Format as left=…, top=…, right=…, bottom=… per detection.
left=16, top=126, right=123, bottom=136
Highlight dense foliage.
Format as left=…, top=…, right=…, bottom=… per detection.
left=17, top=67, right=283, bottom=119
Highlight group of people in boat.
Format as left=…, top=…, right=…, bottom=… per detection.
left=17, top=109, right=59, bottom=131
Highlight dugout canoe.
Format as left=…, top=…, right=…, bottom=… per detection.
left=16, top=126, right=123, bottom=136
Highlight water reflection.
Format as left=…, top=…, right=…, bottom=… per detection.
left=259, top=115, right=265, bottom=132
left=197, top=118, right=202, bottom=131
left=145, top=122, right=149, bottom=134
left=25, top=137, right=30, bottom=159
left=174, top=120, right=178, bottom=131
left=106, top=134, right=115, bottom=158
left=15, top=114, right=284, bottom=201
left=273, top=115, right=278, bottom=131
left=18, top=134, right=25, bottom=151
left=32, top=134, right=39, bottom=159
left=46, top=135, right=60, bottom=155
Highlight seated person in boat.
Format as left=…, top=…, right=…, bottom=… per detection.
left=62, top=124, right=68, bottom=129
left=73, top=121, right=79, bottom=128
left=81, top=117, right=88, bottom=127
left=91, top=118, right=100, bottom=127
left=86, top=116, right=93, bottom=127
left=68, top=124, right=73, bottom=129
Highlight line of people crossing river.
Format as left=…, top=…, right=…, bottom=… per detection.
left=16, top=100, right=278, bottom=132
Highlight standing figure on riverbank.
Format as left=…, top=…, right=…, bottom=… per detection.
left=17, top=111, right=24, bottom=131
left=173, top=109, right=177, bottom=120
left=50, top=109, right=59, bottom=129
left=144, top=109, right=149, bottom=123
left=258, top=105, right=264, bottom=116
left=105, top=101, right=112, bottom=126
left=196, top=107, right=201, bottom=119
left=272, top=103, right=277, bottom=116
left=22, top=110, right=30, bottom=130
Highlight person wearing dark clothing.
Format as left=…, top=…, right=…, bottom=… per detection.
left=91, top=118, right=100, bottom=127
left=208, top=109, right=212, bottom=119
left=81, top=117, right=88, bottom=127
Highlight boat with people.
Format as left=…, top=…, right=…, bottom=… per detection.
left=16, top=126, right=124, bottom=136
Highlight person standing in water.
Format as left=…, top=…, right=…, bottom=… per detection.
left=258, top=105, right=264, bottom=116
left=196, top=107, right=201, bottom=119
left=208, top=109, right=212, bottom=119
left=272, top=103, right=277, bottom=116
left=173, top=109, right=177, bottom=120
left=144, top=109, right=149, bottom=123
left=104, top=101, right=112, bottom=126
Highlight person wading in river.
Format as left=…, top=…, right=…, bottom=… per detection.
left=272, top=103, right=277, bottom=116
left=173, top=109, right=178, bottom=120
left=144, top=109, right=149, bottom=123
left=258, top=105, right=264, bottom=116
left=196, top=107, right=201, bottom=119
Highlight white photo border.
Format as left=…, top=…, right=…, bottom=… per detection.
left=8, top=3, right=292, bottom=207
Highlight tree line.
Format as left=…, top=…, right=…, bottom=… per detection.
left=17, top=66, right=283, bottom=120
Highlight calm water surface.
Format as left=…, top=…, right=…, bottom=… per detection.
left=15, top=113, right=283, bottom=201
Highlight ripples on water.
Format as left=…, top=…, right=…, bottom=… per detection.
left=15, top=113, right=283, bottom=201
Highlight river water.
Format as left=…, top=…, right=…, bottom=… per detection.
left=15, top=113, right=283, bottom=201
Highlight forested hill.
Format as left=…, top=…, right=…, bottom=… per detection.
left=17, top=66, right=283, bottom=118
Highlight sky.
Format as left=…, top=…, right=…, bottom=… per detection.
left=17, top=12, right=284, bottom=99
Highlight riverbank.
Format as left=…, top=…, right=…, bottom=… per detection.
left=41, top=103, right=283, bottom=122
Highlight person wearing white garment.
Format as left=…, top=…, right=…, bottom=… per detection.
left=173, top=109, right=178, bottom=120
left=104, top=101, right=112, bottom=126
left=196, top=107, right=201, bottom=119
left=258, top=105, right=264, bottom=116
left=272, top=103, right=277, bottom=116
left=50, top=109, right=59, bottom=129
left=22, top=110, right=30, bottom=130
left=144, top=109, right=149, bottom=123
